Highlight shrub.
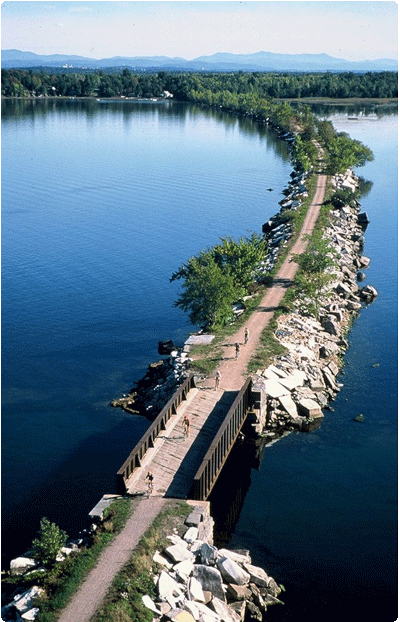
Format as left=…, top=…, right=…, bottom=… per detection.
left=32, top=518, right=68, bottom=568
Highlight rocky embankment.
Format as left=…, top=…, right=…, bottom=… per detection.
left=3, top=503, right=283, bottom=622
left=111, top=344, right=190, bottom=419
left=142, top=504, right=284, bottom=622
left=259, top=169, right=310, bottom=274
left=247, top=169, right=377, bottom=440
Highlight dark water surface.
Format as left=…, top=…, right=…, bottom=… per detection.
left=2, top=99, right=291, bottom=562
left=211, top=105, right=398, bottom=619
left=1, top=100, right=397, bottom=620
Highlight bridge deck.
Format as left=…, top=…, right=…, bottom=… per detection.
left=126, top=387, right=238, bottom=499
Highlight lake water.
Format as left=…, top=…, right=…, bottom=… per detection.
left=1, top=100, right=397, bottom=619
left=1, top=99, right=292, bottom=562
left=210, top=104, right=398, bottom=619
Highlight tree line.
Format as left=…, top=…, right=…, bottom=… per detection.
left=2, top=66, right=376, bottom=329
left=2, top=67, right=397, bottom=99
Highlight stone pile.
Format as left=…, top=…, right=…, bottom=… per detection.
left=111, top=352, right=190, bottom=419
left=143, top=505, right=284, bottom=622
left=252, top=169, right=377, bottom=440
left=259, top=170, right=310, bottom=274
left=2, top=538, right=87, bottom=621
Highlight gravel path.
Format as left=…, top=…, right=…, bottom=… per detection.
left=200, top=174, right=327, bottom=391
left=56, top=174, right=326, bottom=621
left=57, top=496, right=166, bottom=622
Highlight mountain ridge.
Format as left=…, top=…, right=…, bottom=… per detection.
left=1, top=49, right=397, bottom=72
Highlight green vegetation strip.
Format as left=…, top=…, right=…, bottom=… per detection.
left=92, top=500, right=191, bottom=622
left=3, top=498, right=133, bottom=622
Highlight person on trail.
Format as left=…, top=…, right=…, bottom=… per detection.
left=244, top=327, right=249, bottom=344
left=215, top=370, right=221, bottom=390
left=183, top=415, right=190, bottom=437
left=145, top=471, right=154, bottom=496
left=235, top=342, right=240, bottom=359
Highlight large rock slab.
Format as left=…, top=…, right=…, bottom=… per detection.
left=278, top=395, right=298, bottom=419
left=10, top=557, right=37, bottom=576
left=142, top=594, right=162, bottom=615
left=200, top=542, right=218, bottom=566
left=297, top=398, right=324, bottom=419
left=193, top=565, right=226, bottom=602
left=217, top=549, right=251, bottom=566
left=166, top=544, right=196, bottom=564
left=174, top=559, right=194, bottom=582
left=184, top=527, right=199, bottom=544
left=209, top=597, right=242, bottom=622
left=14, top=587, right=44, bottom=614
left=276, top=371, right=306, bottom=391
left=216, top=557, right=250, bottom=586
left=197, top=516, right=214, bottom=544
left=263, top=379, right=290, bottom=398
left=227, top=584, right=252, bottom=601
left=188, top=576, right=206, bottom=603
left=157, top=570, right=185, bottom=601
left=243, top=564, right=270, bottom=588
left=21, top=609, right=40, bottom=621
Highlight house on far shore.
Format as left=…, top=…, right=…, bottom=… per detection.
left=162, top=90, right=173, bottom=98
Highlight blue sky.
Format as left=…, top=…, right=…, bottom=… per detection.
left=1, top=1, right=398, bottom=61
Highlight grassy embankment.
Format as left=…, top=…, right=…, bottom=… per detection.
left=4, top=499, right=190, bottom=622
left=1, top=498, right=131, bottom=622
left=91, top=500, right=191, bottom=622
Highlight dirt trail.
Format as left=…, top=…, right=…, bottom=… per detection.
left=200, top=174, right=327, bottom=391
left=56, top=174, right=326, bottom=622
left=56, top=496, right=166, bottom=622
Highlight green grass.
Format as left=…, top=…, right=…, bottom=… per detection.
left=16, top=498, right=134, bottom=622
left=92, top=501, right=191, bottom=622
left=189, top=288, right=266, bottom=376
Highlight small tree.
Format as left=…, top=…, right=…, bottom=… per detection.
left=32, top=517, right=68, bottom=567
left=291, top=234, right=337, bottom=319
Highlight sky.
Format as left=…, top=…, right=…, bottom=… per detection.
left=1, top=1, right=398, bottom=61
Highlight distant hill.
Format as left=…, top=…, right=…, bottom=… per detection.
left=1, top=48, right=397, bottom=72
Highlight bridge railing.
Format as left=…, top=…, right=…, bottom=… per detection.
left=116, top=373, right=196, bottom=494
left=189, top=377, right=253, bottom=501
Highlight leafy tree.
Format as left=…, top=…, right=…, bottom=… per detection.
left=171, top=234, right=265, bottom=328
left=291, top=234, right=337, bottom=318
left=171, top=249, right=240, bottom=328
left=32, top=517, right=68, bottom=567
left=212, top=233, right=266, bottom=289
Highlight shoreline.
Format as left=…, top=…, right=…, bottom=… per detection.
left=2, top=108, right=378, bottom=621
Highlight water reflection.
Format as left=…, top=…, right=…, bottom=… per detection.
left=2, top=98, right=291, bottom=162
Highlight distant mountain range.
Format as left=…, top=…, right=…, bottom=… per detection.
left=2, top=49, right=397, bottom=72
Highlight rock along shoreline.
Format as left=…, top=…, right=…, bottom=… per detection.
left=4, top=135, right=377, bottom=622
left=111, top=158, right=377, bottom=437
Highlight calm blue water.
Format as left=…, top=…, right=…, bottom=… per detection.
left=1, top=99, right=291, bottom=563
left=2, top=100, right=397, bottom=619
left=211, top=106, right=398, bottom=619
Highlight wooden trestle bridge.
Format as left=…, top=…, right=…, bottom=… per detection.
left=116, top=373, right=255, bottom=501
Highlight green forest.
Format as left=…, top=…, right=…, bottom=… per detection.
left=1, top=67, right=397, bottom=100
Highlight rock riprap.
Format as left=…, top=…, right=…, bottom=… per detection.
left=143, top=504, right=284, bottom=622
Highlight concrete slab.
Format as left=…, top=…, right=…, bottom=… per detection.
left=185, top=335, right=215, bottom=346
left=278, top=395, right=298, bottom=418
left=88, top=497, right=114, bottom=521
left=263, top=379, right=290, bottom=398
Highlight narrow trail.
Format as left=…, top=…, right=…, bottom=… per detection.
left=55, top=174, right=327, bottom=622
left=199, top=174, right=327, bottom=391
left=57, top=496, right=167, bottom=622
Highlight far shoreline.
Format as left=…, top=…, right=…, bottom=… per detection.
left=1, top=95, right=398, bottom=106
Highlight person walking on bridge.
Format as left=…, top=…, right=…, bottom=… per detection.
left=215, top=370, right=221, bottom=390
left=183, top=414, right=190, bottom=437
left=235, top=342, right=240, bottom=359
left=145, top=471, right=154, bottom=496
left=244, top=327, right=249, bottom=344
